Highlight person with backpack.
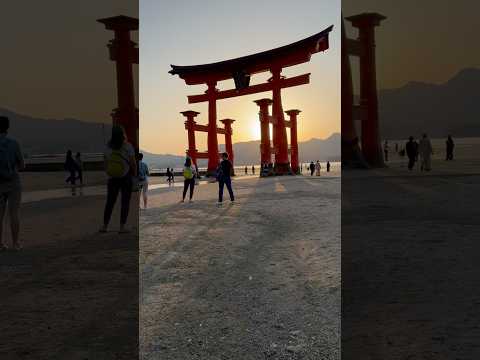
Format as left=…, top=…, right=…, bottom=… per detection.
left=182, top=157, right=196, bottom=203
left=0, top=116, right=25, bottom=251
left=138, top=153, right=149, bottom=209
left=217, top=152, right=235, bottom=206
left=100, top=125, right=137, bottom=233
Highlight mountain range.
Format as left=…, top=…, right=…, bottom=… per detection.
left=142, top=133, right=341, bottom=168
left=378, top=67, right=480, bottom=139
left=0, top=108, right=111, bottom=155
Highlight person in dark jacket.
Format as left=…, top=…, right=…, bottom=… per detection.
left=217, top=152, right=235, bottom=205
left=446, top=135, right=454, bottom=160
left=405, top=136, right=417, bottom=170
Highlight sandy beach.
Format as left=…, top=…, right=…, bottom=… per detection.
left=0, top=180, right=139, bottom=359
left=140, top=174, right=340, bottom=359
left=342, top=158, right=480, bottom=359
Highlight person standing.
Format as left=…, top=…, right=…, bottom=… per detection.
left=446, top=135, right=454, bottom=160
left=244, top=165, right=248, bottom=175
left=217, top=152, right=235, bottom=205
left=384, top=140, right=389, bottom=162
left=75, top=152, right=84, bottom=186
left=100, top=125, right=137, bottom=233
left=327, top=161, right=331, bottom=172
left=65, top=150, right=79, bottom=194
left=182, top=157, right=196, bottom=203
left=418, top=133, right=433, bottom=171
left=166, top=168, right=172, bottom=185
left=251, top=165, right=255, bottom=175
left=405, top=136, right=417, bottom=171
left=315, top=160, right=321, bottom=176
left=309, top=161, right=315, bottom=176
left=0, top=116, right=25, bottom=251
left=138, top=153, right=150, bottom=209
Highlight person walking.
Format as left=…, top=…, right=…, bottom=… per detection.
left=309, top=161, right=315, bottom=176
left=0, top=116, right=25, bottom=251
left=182, top=157, right=196, bottom=203
left=166, top=168, right=172, bottom=185
left=65, top=150, right=79, bottom=194
left=244, top=165, right=248, bottom=175
left=418, top=133, right=433, bottom=171
left=217, top=152, right=235, bottom=205
left=446, top=135, right=454, bottom=160
left=138, top=153, right=149, bottom=209
left=75, top=152, right=84, bottom=186
left=405, top=136, right=417, bottom=171
left=251, top=165, right=255, bottom=175
left=170, top=168, right=175, bottom=183
left=327, top=161, right=331, bottom=172
left=100, top=125, right=137, bottom=233
left=315, top=160, right=321, bottom=176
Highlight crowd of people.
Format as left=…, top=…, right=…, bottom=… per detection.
left=383, top=134, right=455, bottom=171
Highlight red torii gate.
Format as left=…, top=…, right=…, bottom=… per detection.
left=182, top=110, right=235, bottom=170
left=169, top=26, right=333, bottom=176
left=342, top=12, right=386, bottom=168
left=98, top=15, right=139, bottom=152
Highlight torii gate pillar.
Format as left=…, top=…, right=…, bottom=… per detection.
left=285, top=110, right=301, bottom=174
left=207, top=81, right=220, bottom=176
left=254, top=99, right=273, bottom=166
left=220, top=119, right=235, bottom=166
left=98, top=16, right=139, bottom=152
left=181, top=110, right=200, bottom=167
left=346, top=13, right=386, bottom=167
left=271, top=67, right=292, bottom=175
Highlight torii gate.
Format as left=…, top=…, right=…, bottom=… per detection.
left=98, top=15, right=139, bottom=152
left=169, top=26, right=333, bottom=176
left=342, top=13, right=386, bottom=168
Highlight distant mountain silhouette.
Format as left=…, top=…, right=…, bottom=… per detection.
left=378, top=68, right=480, bottom=139
left=142, top=133, right=340, bottom=168
left=0, top=108, right=111, bottom=155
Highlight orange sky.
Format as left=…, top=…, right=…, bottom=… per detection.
left=140, top=0, right=340, bottom=155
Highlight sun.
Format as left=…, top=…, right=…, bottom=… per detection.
left=251, top=122, right=261, bottom=140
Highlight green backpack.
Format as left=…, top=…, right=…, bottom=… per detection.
left=106, top=150, right=127, bottom=178
left=183, top=166, right=193, bottom=179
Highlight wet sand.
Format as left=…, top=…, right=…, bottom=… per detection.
left=141, top=175, right=341, bottom=359
left=342, top=158, right=480, bottom=359
left=0, top=189, right=139, bottom=359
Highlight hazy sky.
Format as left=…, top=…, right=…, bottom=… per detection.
left=343, top=0, right=480, bottom=90
left=1, top=1, right=138, bottom=123
left=140, top=0, right=340, bottom=155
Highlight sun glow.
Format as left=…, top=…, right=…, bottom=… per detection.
left=251, top=122, right=261, bottom=140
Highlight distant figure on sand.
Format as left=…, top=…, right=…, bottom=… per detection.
left=244, top=166, right=248, bottom=175
left=405, top=136, right=418, bottom=171
left=446, top=135, right=455, bottom=160
left=170, top=168, right=175, bottom=183
left=315, top=160, right=321, bottom=176
left=252, top=165, right=255, bottom=175
left=100, top=125, right=137, bottom=233
left=418, top=133, right=433, bottom=171
left=217, top=152, right=235, bottom=205
left=384, top=140, right=389, bottom=162
left=166, top=168, right=172, bottom=185
left=182, top=157, right=196, bottom=203
left=0, top=116, right=25, bottom=251
left=75, top=152, right=83, bottom=186
left=309, top=161, right=315, bottom=176
left=65, top=150, right=79, bottom=192
left=138, top=153, right=150, bottom=209
left=327, top=161, right=331, bottom=172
